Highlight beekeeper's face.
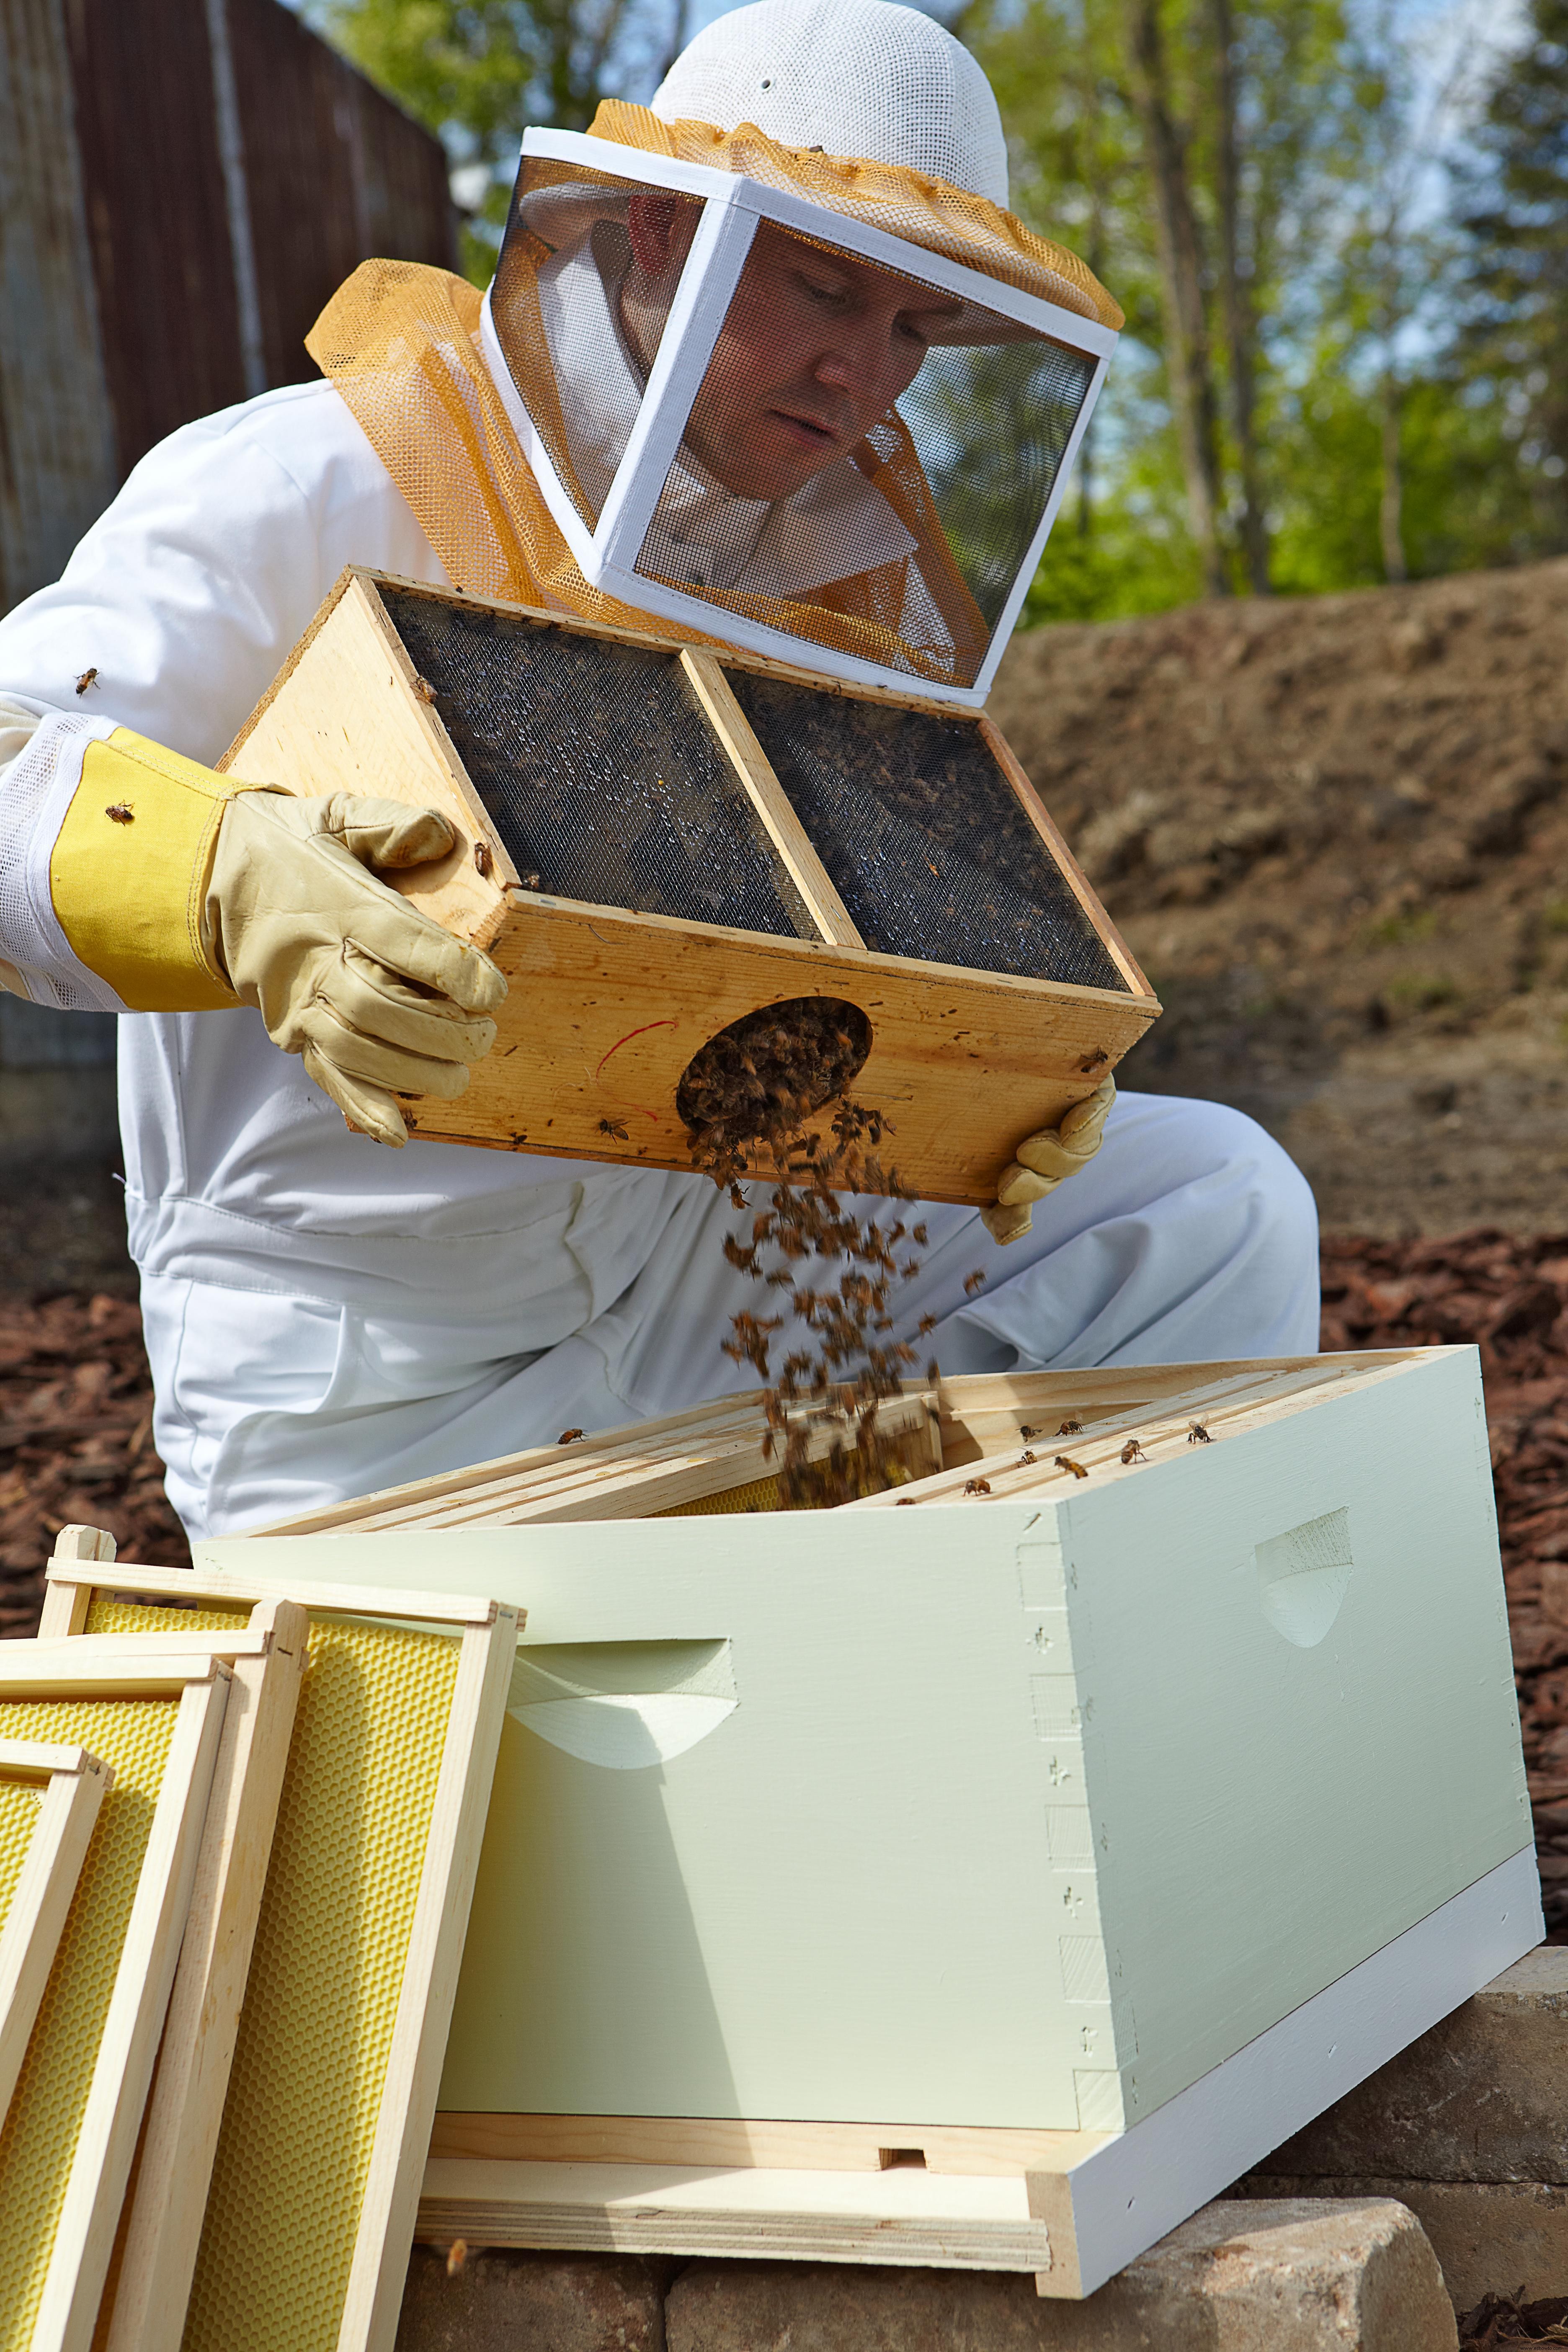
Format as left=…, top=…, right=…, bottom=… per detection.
left=622, top=193, right=962, bottom=502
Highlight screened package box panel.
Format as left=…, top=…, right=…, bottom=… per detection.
left=222, top=570, right=1157, bottom=1203
left=210, top=1346, right=1534, bottom=2298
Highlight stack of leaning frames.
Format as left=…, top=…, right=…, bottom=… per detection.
left=30, top=1531, right=518, bottom=2352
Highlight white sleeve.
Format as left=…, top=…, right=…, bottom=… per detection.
left=0, top=699, right=125, bottom=1008
left=0, top=377, right=444, bottom=1009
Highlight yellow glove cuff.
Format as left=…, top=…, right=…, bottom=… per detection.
left=50, top=729, right=241, bottom=1011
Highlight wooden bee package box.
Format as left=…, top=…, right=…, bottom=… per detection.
left=221, top=569, right=1158, bottom=1204
left=214, top=1347, right=1537, bottom=2296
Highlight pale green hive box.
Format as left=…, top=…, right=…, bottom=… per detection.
left=208, top=1346, right=1537, bottom=2295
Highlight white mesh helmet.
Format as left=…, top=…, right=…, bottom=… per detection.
left=485, top=2, right=1119, bottom=705
left=650, top=0, right=1011, bottom=209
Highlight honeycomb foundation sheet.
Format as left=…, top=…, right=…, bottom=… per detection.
left=0, top=1743, right=108, bottom=2135
left=75, top=1589, right=514, bottom=2352
left=0, top=1676, right=220, bottom=2352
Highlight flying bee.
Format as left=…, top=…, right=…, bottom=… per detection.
left=597, top=1117, right=629, bottom=1141
left=75, top=667, right=98, bottom=696
left=557, top=1428, right=584, bottom=1444
left=1187, top=1421, right=1212, bottom=1444
left=105, top=803, right=134, bottom=824
left=445, top=2239, right=468, bottom=2277
left=963, top=1268, right=987, bottom=1297
left=917, top=1313, right=937, bottom=1336
left=1057, top=1417, right=1083, bottom=1436
left=1055, top=1454, right=1089, bottom=1479
left=1120, top=1438, right=1148, bottom=1465
left=964, top=1476, right=991, bottom=1496
left=1019, top=1424, right=1039, bottom=1442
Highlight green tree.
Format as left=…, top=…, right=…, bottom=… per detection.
left=305, top=0, right=687, bottom=278
left=1452, top=0, right=1568, bottom=555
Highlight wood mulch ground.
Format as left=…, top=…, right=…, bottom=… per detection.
left=5, top=1240, right=1568, bottom=1931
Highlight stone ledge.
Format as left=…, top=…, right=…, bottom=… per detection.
left=658, top=2200, right=1455, bottom=2352
left=1236, top=2177, right=1568, bottom=2321
left=1253, top=1948, right=1568, bottom=2184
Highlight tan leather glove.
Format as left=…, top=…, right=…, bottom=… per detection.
left=981, top=1075, right=1117, bottom=1244
left=207, top=792, right=506, bottom=1148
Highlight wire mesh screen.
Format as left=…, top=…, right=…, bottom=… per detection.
left=379, top=588, right=815, bottom=936
left=727, top=671, right=1129, bottom=990
left=493, top=157, right=705, bottom=531
left=631, top=222, right=1096, bottom=691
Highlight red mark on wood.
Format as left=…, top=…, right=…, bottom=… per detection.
left=595, top=1019, right=677, bottom=1077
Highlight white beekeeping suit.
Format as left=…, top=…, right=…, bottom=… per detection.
left=0, top=0, right=1319, bottom=1539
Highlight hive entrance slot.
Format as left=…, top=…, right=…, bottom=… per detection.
left=675, top=998, right=873, bottom=1148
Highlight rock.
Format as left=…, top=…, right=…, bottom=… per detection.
left=663, top=2200, right=1455, bottom=2350
left=1238, top=2178, right=1568, bottom=2320
left=395, top=2246, right=668, bottom=2352
left=1251, top=1950, right=1568, bottom=2184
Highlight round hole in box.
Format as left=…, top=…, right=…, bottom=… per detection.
left=676, top=997, right=872, bottom=1144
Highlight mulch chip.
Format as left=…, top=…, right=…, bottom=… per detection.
left=1460, top=2292, right=1568, bottom=2348
left=0, top=1291, right=188, bottom=1633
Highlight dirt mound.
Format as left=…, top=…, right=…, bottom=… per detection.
left=989, top=558, right=1568, bottom=1233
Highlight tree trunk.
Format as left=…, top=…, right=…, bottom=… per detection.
left=1379, top=372, right=1407, bottom=583
left=1125, top=0, right=1229, bottom=596
left=1210, top=0, right=1269, bottom=593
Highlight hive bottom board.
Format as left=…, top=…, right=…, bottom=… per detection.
left=416, top=1848, right=1540, bottom=2300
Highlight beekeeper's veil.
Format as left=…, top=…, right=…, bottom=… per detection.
left=485, top=0, right=1121, bottom=703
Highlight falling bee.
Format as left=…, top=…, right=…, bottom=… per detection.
left=414, top=675, right=438, bottom=703
left=1019, top=1424, right=1039, bottom=1441
left=104, top=803, right=134, bottom=824
left=473, top=839, right=493, bottom=877
left=1120, top=1438, right=1148, bottom=1465
left=963, top=1268, right=987, bottom=1297
left=75, top=667, right=98, bottom=696
left=1055, top=1454, right=1089, bottom=1479
left=597, top=1117, right=629, bottom=1141
left=1057, top=1417, right=1083, bottom=1436
left=1017, top=1449, right=1038, bottom=1466
left=1187, top=1421, right=1212, bottom=1445
left=964, top=1476, right=991, bottom=1496
left=445, top=2239, right=468, bottom=2277
left=557, top=1428, right=585, bottom=1444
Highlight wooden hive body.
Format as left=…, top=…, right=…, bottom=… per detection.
left=213, top=1349, right=1537, bottom=2296
left=220, top=570, right=1158, bottom=1204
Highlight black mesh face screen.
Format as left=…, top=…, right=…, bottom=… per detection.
left=379, top=588, right=815, bottom=938
left=726, top=671, right=1129, bottom=990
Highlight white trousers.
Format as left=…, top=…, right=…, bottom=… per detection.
left=142, top=1090, right=1320, bottom=1540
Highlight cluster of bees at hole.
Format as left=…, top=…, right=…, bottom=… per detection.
left=957, top=1417, right=1210, bottom=1500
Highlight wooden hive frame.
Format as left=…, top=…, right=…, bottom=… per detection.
left=0, top=1739, right=109, bottom=2137
left=244, top=1349, right=1429, bottom=1537
left=0, top=1637, right=239, bottom=2352
left=39, top=1542, right=520, bottom=2352
left=218, top=568, right=1159, bottom=1205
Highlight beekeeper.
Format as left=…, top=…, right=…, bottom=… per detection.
left=0, top=0, right=1318, bottom=1539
